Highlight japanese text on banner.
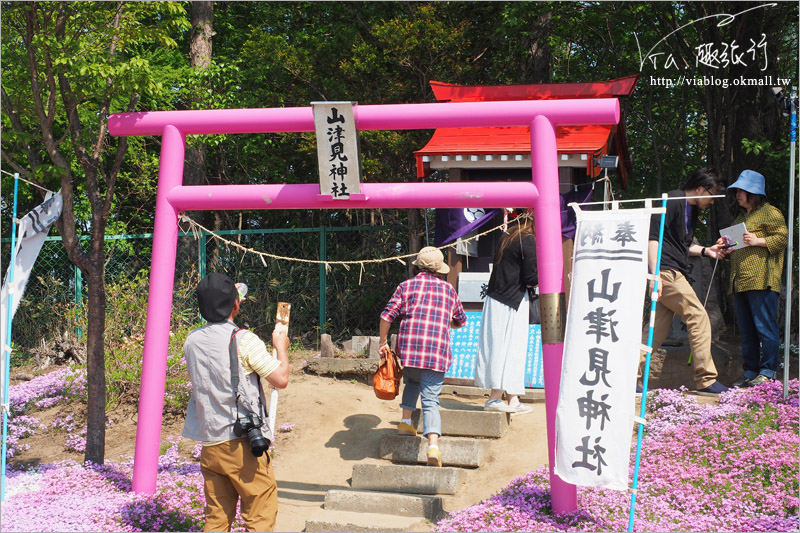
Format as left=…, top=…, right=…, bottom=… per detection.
left=554, top=208, right=650, bottom=491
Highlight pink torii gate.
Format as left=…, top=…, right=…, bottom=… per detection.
left=109, top=97, right=620, bottom=514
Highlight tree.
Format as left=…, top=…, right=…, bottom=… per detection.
left=1, top=1, right=189, bottom=464
left=184, top=1, right=213, bottom=190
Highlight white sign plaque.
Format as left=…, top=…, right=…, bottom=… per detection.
left=312, top=102, right=362, bottom=199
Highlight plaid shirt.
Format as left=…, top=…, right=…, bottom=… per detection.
left=380, top=272, right=467, bottom=372
left=728, top=202, right=787, bottom=294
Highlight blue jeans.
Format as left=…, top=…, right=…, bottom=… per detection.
left=735, top=290, right=780, bottom=379
left=400, top=367, right=444, bottom=437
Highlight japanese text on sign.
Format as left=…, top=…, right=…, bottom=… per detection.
left=312, top=102, right=362, bottom=199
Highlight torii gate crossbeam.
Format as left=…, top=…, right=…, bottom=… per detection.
left=109, top=98, right=620, bottom=515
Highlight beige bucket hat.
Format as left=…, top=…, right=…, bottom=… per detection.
left=412, top=246, right=450, bottom=274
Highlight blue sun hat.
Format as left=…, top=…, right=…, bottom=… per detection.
left=728, top=169, right=766, bottom=196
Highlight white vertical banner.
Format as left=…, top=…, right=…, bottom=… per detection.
left=1, top=191, right=63, bottom=368
left=554, top=206, right=650, bottom=490
left=312, top=102, right=362, bottom=199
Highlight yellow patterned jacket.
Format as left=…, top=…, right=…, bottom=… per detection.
left=728, top=202, right=788, bottom=294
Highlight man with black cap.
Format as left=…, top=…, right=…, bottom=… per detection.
left=183, top=272, right=290, bottom=532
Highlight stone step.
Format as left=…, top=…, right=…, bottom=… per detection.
left=379, top=435, right=488, bottom=468
left=410, top=406, right=508, bottom=438
left=324, top=489, right=445, bottom=521
left=441, top=384, right=545, bottom=403
left=305, top=356, right=377, bottom=376
left=351, top=463, right=464, bottom=495
left=304, top=509, right=429, bottom=533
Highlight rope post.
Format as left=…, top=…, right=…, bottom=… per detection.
left=74, top=265, right=83, bottom=340
left=628, top=193, right=668, bottom=531
left=198, top=230, right=207, bottom=279
left=319, top=226, right=327, bottom=335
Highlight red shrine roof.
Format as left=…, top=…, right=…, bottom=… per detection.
left=414, top=75, right=638, bottom=187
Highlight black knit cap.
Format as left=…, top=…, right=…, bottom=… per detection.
left=197, top=272, right=237, bottom=323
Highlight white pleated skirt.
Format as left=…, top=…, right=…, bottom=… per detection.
left=474, top=292, right=530, bottom=395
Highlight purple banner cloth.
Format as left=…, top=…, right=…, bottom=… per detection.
left=560, top=185, right=595, bottom=240
left=434, top=208, right=499, bottom=247
left=434, top=185, right=593, bottom=247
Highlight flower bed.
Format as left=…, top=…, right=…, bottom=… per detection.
left=435, top=380, right=799, bottom=532
left=2, top=369, right=797, bottom=532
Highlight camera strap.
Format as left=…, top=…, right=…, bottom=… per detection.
left=229, top=328, right=244, bottom=419
left=228, top=327, right=266, bottom=421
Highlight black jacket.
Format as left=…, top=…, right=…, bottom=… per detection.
left=486, top=232, right=538, bottom=310
left=650, top=189, right=695, bottom=275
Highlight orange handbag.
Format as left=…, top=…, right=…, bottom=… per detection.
left=373, top=347, right=403, bottom=400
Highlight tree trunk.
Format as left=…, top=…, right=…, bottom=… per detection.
left=525, top=11, right=552, bottom=84
left=181, top=1, right=214, bottom=270
left=407, top=208, right=423, bottom=276
left=83, top=268, right=107, bottom=464
left=184, top=1, right=213, bottom=188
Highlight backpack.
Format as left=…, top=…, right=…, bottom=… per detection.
left=373, top=347, right=403, bottom=400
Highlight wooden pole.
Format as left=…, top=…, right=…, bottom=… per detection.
left=267, top=302, right=291, bottom=435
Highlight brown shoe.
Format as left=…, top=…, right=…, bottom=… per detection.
left=749, top=375, right=771, bottom=386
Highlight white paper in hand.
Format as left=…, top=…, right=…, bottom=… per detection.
left=719, top=222, right=748, bottom=250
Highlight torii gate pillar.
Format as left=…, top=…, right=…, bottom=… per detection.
left=530, top=115, right=578, bottom=513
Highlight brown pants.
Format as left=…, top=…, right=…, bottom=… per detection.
left=200, top=438, right=278, bottom=532
left=639, top=269, right=718, bottom=389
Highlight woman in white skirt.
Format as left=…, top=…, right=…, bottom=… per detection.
left=474, top=215, right=536, bottom=415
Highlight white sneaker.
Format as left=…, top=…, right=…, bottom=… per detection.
left=484, top=399, right=516, bottom=413
left=510, top=403, right=533, bottom=416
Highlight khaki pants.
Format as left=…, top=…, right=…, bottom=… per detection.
left=639, top=269, right=718, bottom=389
left=201, top=438, right=278, bottom=532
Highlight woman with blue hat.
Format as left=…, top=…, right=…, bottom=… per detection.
left=727, top=170, right=788, bottom=387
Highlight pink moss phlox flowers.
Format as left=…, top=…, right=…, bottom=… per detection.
left=435, top=379, right=799, bottom=532
left=8, top=367, right=87, bottom=416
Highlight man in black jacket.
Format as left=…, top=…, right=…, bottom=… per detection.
left=638, top=168, right=730, bottom=394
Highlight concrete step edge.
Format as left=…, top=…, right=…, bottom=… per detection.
left=304, top=509, right=431, bottom=533
left=378, top=435, right=488, bottom=468
left=324, top=489, right=444, bottom=520
left=351, top=463, right=464, bottom=495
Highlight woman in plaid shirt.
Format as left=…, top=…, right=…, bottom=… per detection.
left=726, top=170, right=788, bottom=388
left=379, top=246, right=467, bottom=467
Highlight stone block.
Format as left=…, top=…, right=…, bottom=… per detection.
left=351, top=335, right=370, bottom=354
left=320, top=334, right=336, bottom=358
left=366, top=336, right=382, bottom=359
left=440, top=385, right=543, bottom=403
left=379, top=435, right=488, bottom=468
left=324, top=489, right=444, bottom=520
left=305, top=357, right=378, bottom=376
left=351, top=463, right=463, bottom=495
left=410, top=407, right=508, bottom=438
left=305, top=510, right=428, bottom=533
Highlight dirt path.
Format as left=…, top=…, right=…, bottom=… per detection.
left=268, top=370, right=549, bottom=532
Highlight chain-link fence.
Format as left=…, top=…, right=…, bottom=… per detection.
left=2, top=225, right=409, bottom=353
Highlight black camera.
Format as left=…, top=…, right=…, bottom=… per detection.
left=233, top=413, right=271, bottom=457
